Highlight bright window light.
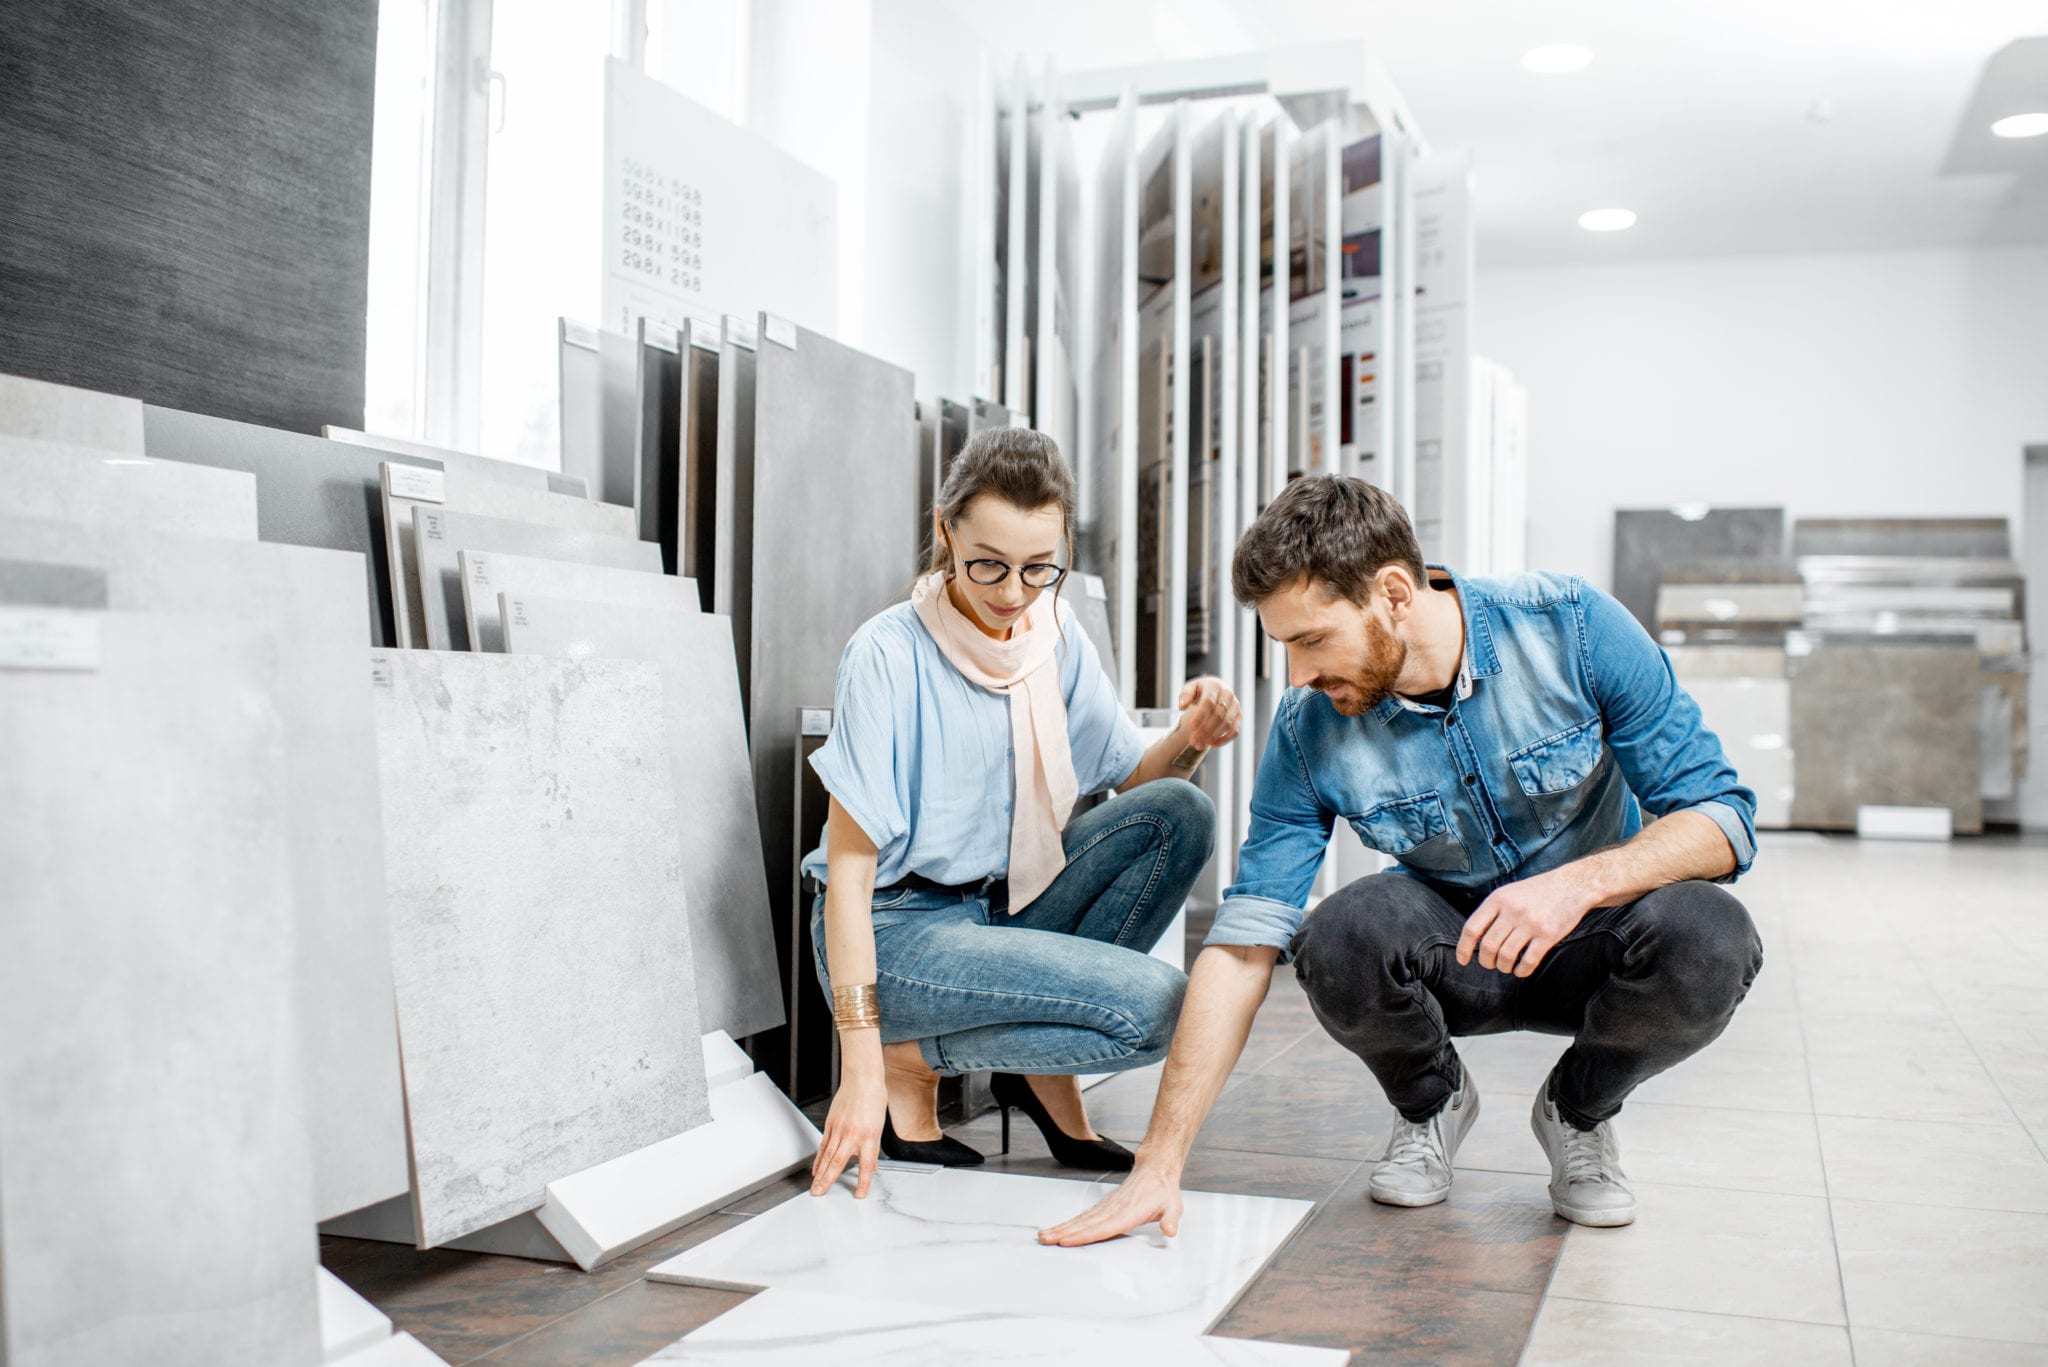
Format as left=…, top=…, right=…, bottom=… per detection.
left=1522, top=44, right=1593, bottom=75
left=1578, top=208, right=1637, bottom=232
left=1990, top=112, right=2048, bottom=139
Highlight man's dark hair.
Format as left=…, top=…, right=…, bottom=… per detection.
left=1231, top=474, right=1426, bottom=607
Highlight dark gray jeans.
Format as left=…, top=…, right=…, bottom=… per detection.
left=1289, top=873, right=1764, bottom=1130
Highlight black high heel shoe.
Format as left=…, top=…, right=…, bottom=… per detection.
left=990, top=1072, right=1136, bottom=1171
left=880, top=1112, right=984, bottom=1167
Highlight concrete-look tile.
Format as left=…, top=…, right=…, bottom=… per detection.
left=1798, top=1009, right=1970, bottom=1058
left=1820, top=1114, right=2048, bottom=1213
left=1524, top=1298, right=1853, bottom=1365
left=1195, top=1073, right=1397, bottom=1163
left=1170, top=1149, right=1364, bottom=1205
left=1629, top=1046, right=1814, bottom=1115
left=1621, top=1102, right=1828, bottom=1197
left=1544, top=1183, right=1845, bottom=1325
left=1213, top=1270, right=1536, bottom=1367
left=1806, top=1048, right=2015, bottom=1126
left=1851, top=1327, right=2048, bottom=1365
left=1714, top=1006, right=1805, bottom=1055
left=476, top=1280, right=752, bottom=1365
left=1832, top=1199, right=2048, bottom=1343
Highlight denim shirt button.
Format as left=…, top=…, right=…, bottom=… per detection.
left=1463, top=774, right=1477, bottom=785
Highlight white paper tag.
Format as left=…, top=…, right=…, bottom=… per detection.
left=505, top=597, right=529, bottom=630
left=643, top=320, right=680, bottom=353
left=1083, top=573, right=1107, bottom=601
left=466, top=553, right=492, bottom=587
left=800, top=707, right=833, bottom=737
left=369, top=655, right=395, bottom=688
left=764, top=314, right=798, bottom=350
left=723, top=315, right=757, bottom=351
left=388, top=463, right=446, bottom=504
left=561, top=319, right=601, bottom=350
left=0, top=607, right=101, bottom=670
left=420, top=509, right=447, bottom=543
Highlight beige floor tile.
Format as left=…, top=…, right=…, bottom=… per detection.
left=1622, top=1102, right=1828, bottom=1198
left=1524, top=1298, right=1852, bottom=1366
left=1819, top=1115, right=2048, bottom=1213
left=1799, top=1010, right=1970, bottom=1058
left=1715, top=1006, right=1805, bottom=1055
left=1629, top=1046, right=1814, bottom=1115
left=1851, top=1327, right=2048, bottom=1365
left=1833, top=1198, right=2048, bottom=1343
left=1544, top=1183, right=1845, bottom=1325
left=1806, top=1048, right=2015, bottom=1125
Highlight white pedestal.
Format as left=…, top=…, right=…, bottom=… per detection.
left=321, top=1032, right=820, bottom=1270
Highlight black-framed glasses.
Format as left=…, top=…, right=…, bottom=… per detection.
left=962, top=557, right=1067, bottom=589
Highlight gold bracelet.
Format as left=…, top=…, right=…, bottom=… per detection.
left=832, top=983, right=881, bottom=1032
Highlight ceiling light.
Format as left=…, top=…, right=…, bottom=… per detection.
left=1990, top=112, right=2048, bottom=139
left=1578, top=208, right=1637, bottom=232
left=1522, top=44, right=1593, bottom=75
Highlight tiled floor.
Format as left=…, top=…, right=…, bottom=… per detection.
left=326, top=834, right=2048, bottom=1364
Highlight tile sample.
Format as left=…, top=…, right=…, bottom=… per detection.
left=411, top=505, right=660, bottom=650
left=712, top=326, right=757, bottom=707
left=459, top=550, right=696, bottom=652
left=143, top=404, right=438, bottom=645
left=1681, top=675, right=1793, bottom=829
left=1, top=432, right=257, bottom=539
left=0, top=516, right=408, bottom=1220
left=636, top=320, right=683, bottom=570
left=0, top=371, right=144, bottom=452
left=0, top=612, right=322, bottom=1365
left=1067, top=573, right=1120, bottom=686
left=323, top=425, right=589, bottom=496
left=647, top=1168, right=1313, bottom=1335
left=499, top=597, right=783, bottom=1039
left=1793, top=517, right=2011, bottom=559
left=677, top=319, right=719, bottom=606
left=380, top=457, right=625, bottom=649
left=319, top=1267, right=394, bottom=1361
left=1612, top=507, right=1784, bottom=632
left=370, top=651, right=711, bottom=1247
left=639, top=1288, right=1348, bottom=1365
left=1787, top=636, right=1982, bottom=831
left=599, top=326, right=644, bottom=510
left=0, top=557, right=109, bottom=607
left=559, top=318, right=605, bottom=495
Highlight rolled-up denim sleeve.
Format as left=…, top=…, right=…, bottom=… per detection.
left=1204, top=695, right=1336, bottom=962
left=1577, top=583, right=1758, bottom=879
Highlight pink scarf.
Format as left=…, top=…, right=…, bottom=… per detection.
left=910, top=571, right=1078, bottom=914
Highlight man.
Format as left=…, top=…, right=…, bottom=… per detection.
left=1043, top=476, right=1762, bottom=1241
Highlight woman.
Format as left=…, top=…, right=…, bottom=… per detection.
left=804, top=427, right=1243, bottom=1199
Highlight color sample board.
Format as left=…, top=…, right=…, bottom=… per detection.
left=0, top=517, right=408, bottom=1221
left=1, top=432, right=257, bottom=539
left=0, top=612, right=322, bottom=1365
left=648, top=1169, right=1313, bottom=1336
left=142, top=404, right=435, bottom=645
left=459, top=550, right=696, bottom=652
left=0, top=371, right=144, bottom=452
left=411, top=505, right=660, bottom=651
left=500, top=597, right=784, bottom=1040
left=369, top=651, right=711, bottom=1248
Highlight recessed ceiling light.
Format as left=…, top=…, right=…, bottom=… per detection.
left=1523, top=44, right=1593, bottom=75
left=1579, top=208, right=1637, bottom=232
left=1991, top=112, right=2048, bottom=139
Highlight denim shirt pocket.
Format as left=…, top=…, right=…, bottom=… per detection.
left=1507, top=717, right=1606, bottom=835
left=1349, top=791, right=1470, bottom=875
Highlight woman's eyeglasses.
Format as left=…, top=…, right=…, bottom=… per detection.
left=961, top=558, right=1066, bottom=589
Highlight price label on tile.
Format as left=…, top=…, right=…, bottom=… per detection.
left=388, top=463, right=446, bottom=503
left=467, top=554, right=492, bottom=587
left=763, top=314, right=798, bottom=350
left=0, top=607, right=101, bottom=670
left=369, top=655, right=395, bottom=688
left=420, top=509, right=447, bottom=543
left=723, top=315, right=757, bottom=351
left=800, top=707, right=833, bottom=737
left=506, top=598, right=529, bottom=630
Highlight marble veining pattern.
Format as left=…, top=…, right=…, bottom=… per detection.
left=640, top=1288, right=1348, bottom=1364
left=370, top=651, right=711, bottom=1247
left=647, top=1169, right=1313, bottom=1336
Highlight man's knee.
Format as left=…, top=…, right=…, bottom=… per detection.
left=1633, top=881, right=1764, bottom=1014
left=1289, top=875, right=1446, bottom=1018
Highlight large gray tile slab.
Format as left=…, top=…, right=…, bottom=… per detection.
left=369, top=650, right=710, bottom=1247
left=380, top=457, right=623, bottom=649
left=143, top=404, right=437, bottom=645
left=500, top=596, right=784, bottom=1040
left=559, top=318, right=604, bottom=495
left=321, top=427, right=586, bottom=495
left=677, top=320, right=719, bottom=603
left=636, top=320, right=683, bottom=570
left=1068, top=572, right=1121, bottom=685
left=1612, top=507, right=1784, bottom=632
left=712, top=325, right=757, bottom=709
left=0, top=612, right=322, bottom=1365
left=1794, top=517, right=2011, bottom=559
left=1, top=432, right=257, bottom=538
left=1787, top=636, right=1982, bottom=831
left=0, top=371, right=144, bottom=452
left=0, top=557, right=109, bottom=607
left=0, top=516, right=407, bottom=1221
left=459, top=549, right=695, bottom=651
left=411, top=505, right=659, bottom=650
left=598, top=327, right=642, bottom=512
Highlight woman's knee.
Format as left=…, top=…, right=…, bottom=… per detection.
left=1132, top=777, right=1216, bottom=866
left=1123, top=956, right=1189, bottom=1056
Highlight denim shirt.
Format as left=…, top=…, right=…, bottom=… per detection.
left=1207, top=567, right=1758, bottom=962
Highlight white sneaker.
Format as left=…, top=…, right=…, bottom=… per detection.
left=1530, top=1087, right=1636, bottom=1227
left=1368, top=1071, right=1480, bottom=1207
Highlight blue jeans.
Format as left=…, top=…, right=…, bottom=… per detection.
left=811, top=778, right=1213, bottom=1076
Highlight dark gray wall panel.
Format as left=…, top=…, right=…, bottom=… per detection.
left=0, top=0, right=376, bottom=434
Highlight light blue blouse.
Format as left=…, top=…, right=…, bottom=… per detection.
left=801, top=598, right=1146, bottom=888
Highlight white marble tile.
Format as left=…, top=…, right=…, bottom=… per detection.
left=1524, top=1298, right=1852, bottom=1366
left=1544, top=1183, right=1845, bottom=1325
left=0, top=613, right=321, bottom=1364
left=648, top=1169, right=1313, bottom=1335
left=410, top=505, right=659, bottom=650
left=0, top=515, right=409, bottom=1221
left=1851, top=1327, right=2048, bottom=1366
left=1832, top=1198, right=2048, bottom=1343
left=371, top=651, right=710, bottom=1246
left=332, top=1331, right=450, bottom=1366
left=0, top=371, right=144, bottom=451
left=1820, top=1114, right=2048, bottom=1214
left=318, top=1268, right=392, bottom=1362
left=499, top=596, right=780, bottom=1039
left=0, top=433, right=256, bottom=538
left=458, top=549, right=695, bottom=651
left=640, top=1288, right=1347, bottom=1365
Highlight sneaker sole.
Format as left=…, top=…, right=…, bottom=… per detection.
left=1549, top=1195, right=1636, bottom=1228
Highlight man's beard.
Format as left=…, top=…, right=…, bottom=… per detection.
left=1310, top=617, right=1407, bottom=717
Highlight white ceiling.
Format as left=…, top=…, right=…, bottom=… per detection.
left=936, top=0, right=2048, bottom=268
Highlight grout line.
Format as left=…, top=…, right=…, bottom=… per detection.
left=1539, top=1293, right=1851, bottom=1333
left=1784, top=877, right=1862, bottom=1367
